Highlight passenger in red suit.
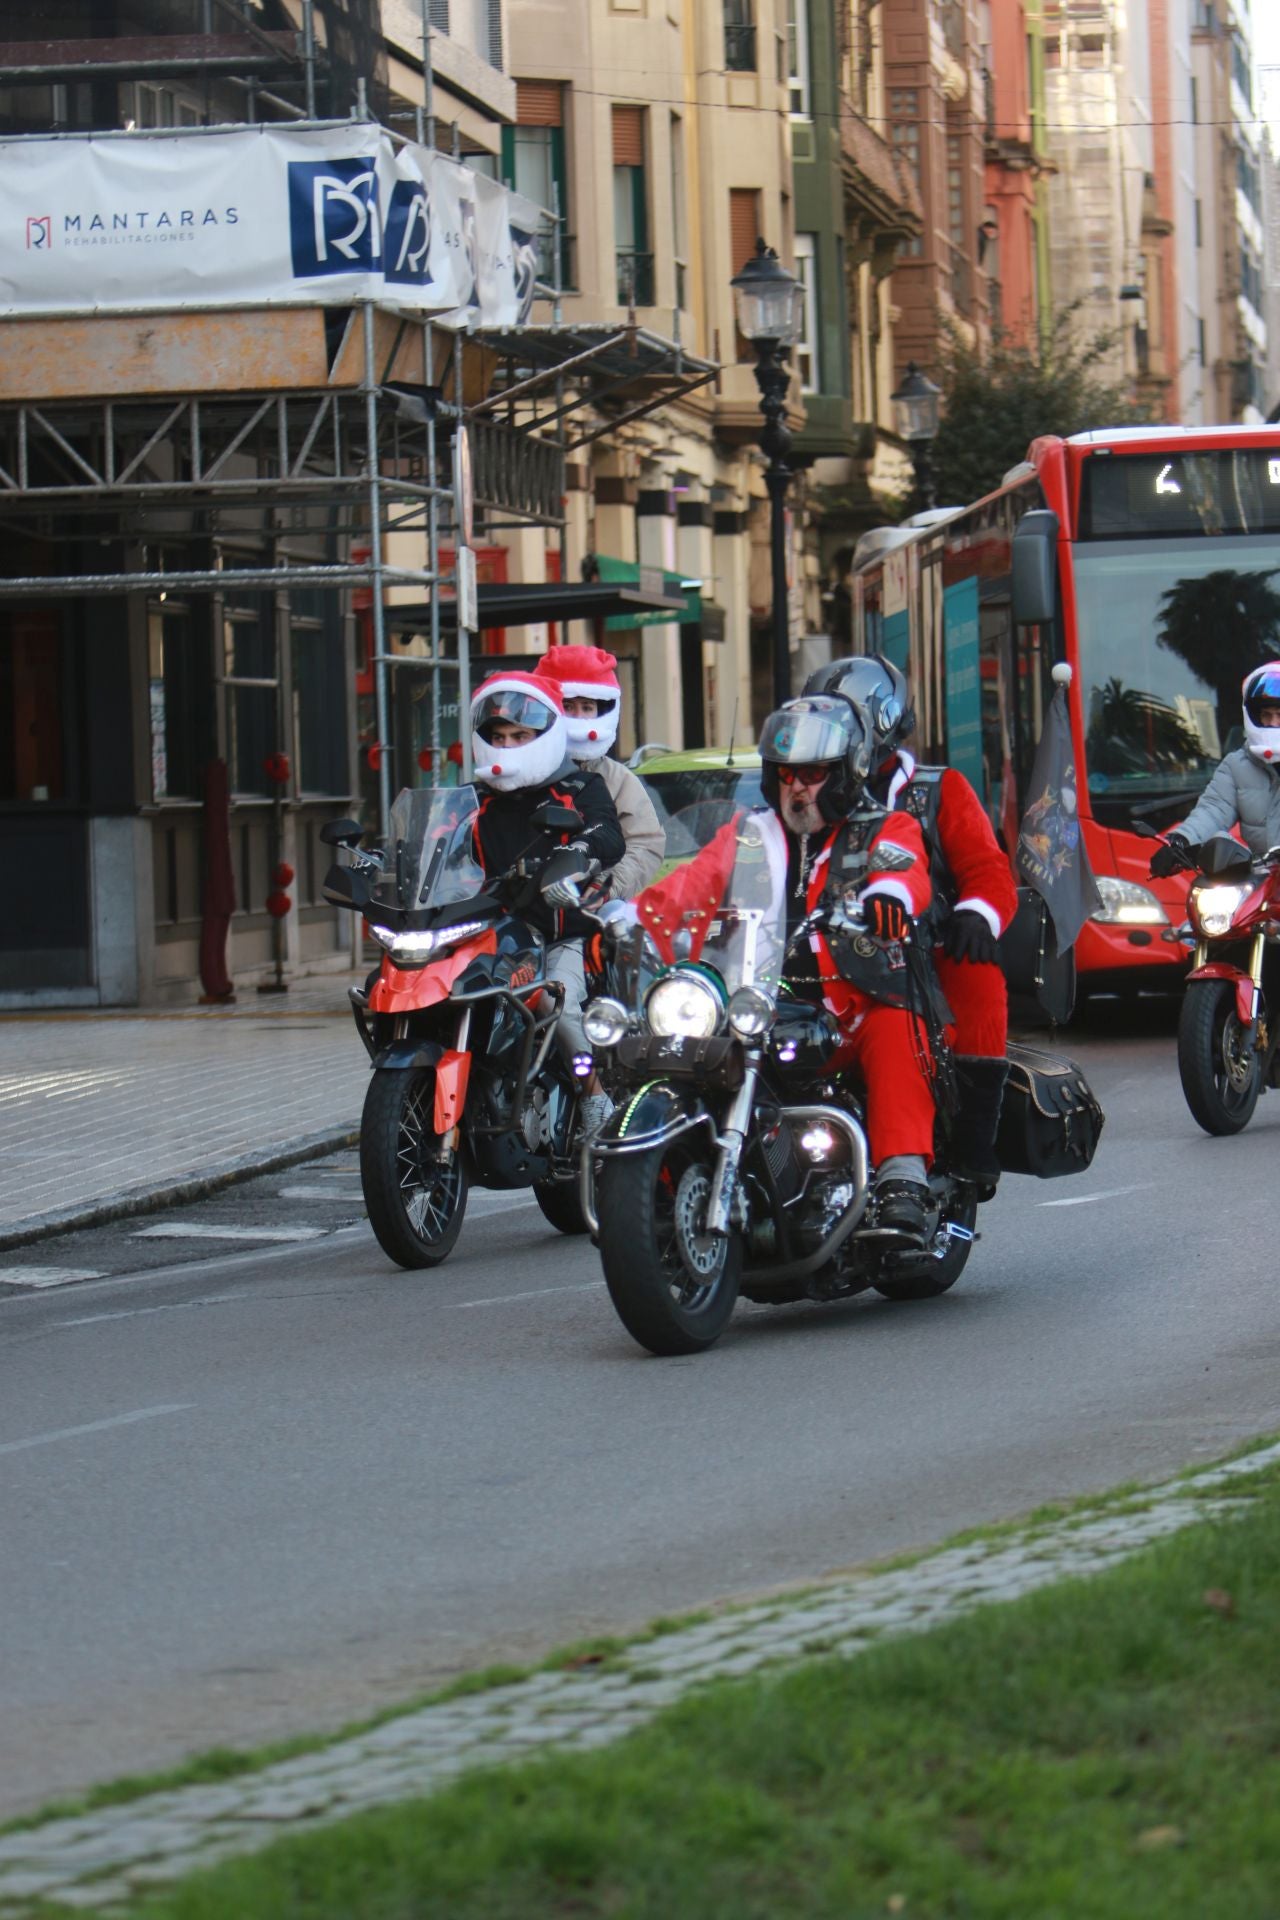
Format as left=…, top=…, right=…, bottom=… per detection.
left=805, top=655, right=1018, bottom=1192
left=608, top=695, right=940, bottom=1243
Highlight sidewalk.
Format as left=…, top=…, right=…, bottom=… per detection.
left=0, top=974, right=370, bottom=1247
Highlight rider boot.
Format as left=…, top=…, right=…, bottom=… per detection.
left=873, top=1179, right=931, bottom=1245
left=948, top=1055, right=1009, bottom=1195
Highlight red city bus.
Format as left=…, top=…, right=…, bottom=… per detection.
left=852, top=425, right=1280, bottom=990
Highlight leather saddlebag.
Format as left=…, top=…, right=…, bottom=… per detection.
left=996, top=1043, right=1104, bottom=1178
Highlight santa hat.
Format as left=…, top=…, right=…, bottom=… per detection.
left=470, top=670, right=567, bottom=792
left=534, top=645, right=622, bottom=758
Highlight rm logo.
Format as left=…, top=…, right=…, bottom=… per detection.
left=384, top=180, right=431, bottom=285
left=26, top=215, right=52, bottom=250
left=288, top=160, right=380, bottom=277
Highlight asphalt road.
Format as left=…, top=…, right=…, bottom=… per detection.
left=3, top=1002, right=1279, bottom=1817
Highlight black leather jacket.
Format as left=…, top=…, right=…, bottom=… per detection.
left=474, top=759, right=624, bottom=941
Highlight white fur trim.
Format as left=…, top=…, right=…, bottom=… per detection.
left=884, top=748, right=916, bottom=809
left=1244, top=719, right=1280, bottom=765
left=472, top=713, right=568, bottom=791
left=953, top=894, right=1004, bottom=938
left=559, top=678, right=620, bottom=702
left=861, top=876, right=915, bottom=912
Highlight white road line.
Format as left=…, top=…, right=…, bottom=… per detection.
left=0, top=1266, right=104, bottom=1289
left=276, top=1186, right=363, bottom=1201
left=0, top=1403, right=194, bottom=1458
left=468, top=1193, right=541, bottom=1216
left=449, top=1280, right=605, bottom=1309
left=1038, top=1184, right=1152, bottom=1209
left=130, top=1222, right=327, bottom=1243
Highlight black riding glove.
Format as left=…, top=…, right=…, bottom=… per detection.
left=540, top=845, right=592, bottom=910
left=1149, top=834, right=1192, bottom=879
left=865, top=895, right=911, bottom=944
left=943, top=908, right=999, bottom=966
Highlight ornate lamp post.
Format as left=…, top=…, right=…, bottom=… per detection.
left=731, top=239, right=805, bottom=710
left=890, top=361, right=942, bottom=514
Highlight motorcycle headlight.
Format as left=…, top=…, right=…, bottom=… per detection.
left=645, top=970, right=724, bottom=1040
left=728, top=984, right=775, bottom=1039
left=1090, top=876, right=1169, bottom=927
left=369, top=919, right=487, bottom=967
left=584, top=996, right=630, bottom=1048
left=1188, top=879, right=1252, bottom=938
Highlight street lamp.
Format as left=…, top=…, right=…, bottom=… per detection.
left=731, top=238, right=805, bottom=710
left=890, top=361, right=942, bottom=514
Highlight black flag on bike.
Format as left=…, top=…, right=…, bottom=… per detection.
left=1015, top=674, right=1102, bottom=951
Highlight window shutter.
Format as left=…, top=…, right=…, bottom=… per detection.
left=487, top=0, right=504, bottom=70
left=612, top=105, right=645, bottom=168
left=427, top=0, right=449, bottom=30
left=517, top=80, right=563, bottom=126
left=729, top=188, right=761, bottom=278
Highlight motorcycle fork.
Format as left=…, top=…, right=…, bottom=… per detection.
left=706, top=1057, right=760, bottom=1238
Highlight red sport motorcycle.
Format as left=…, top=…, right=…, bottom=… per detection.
left=322, top=785, right=591, bottom=1268
left=1140, top=825, right=1280, bottom=1135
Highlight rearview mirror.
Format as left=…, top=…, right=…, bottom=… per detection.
left=531, top=801, right=584, bottom=835
left=1196, top=833, right=1252, bottom=877
left=320, top=817, right=364, bottom=849
left=1011, top=510, right=1059, bottom=627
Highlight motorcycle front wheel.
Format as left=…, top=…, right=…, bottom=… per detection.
left=361, top=1067, right=469, bottom=1268
left=1177, top=979, right=1262, bottom=1136
left=597, top=1139, right=741, bottom=1356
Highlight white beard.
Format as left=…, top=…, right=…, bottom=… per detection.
left=780, top=788, right=826, bottom=836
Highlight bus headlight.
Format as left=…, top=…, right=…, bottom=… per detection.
left=1090, top=876, right=1169, bottom=927
left=645, top=971, right=723, bottom=1039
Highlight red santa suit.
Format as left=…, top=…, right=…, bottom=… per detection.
left=882, top=751, right=1018, bottom=1058
left=629, top=806, right=938, bottom=1167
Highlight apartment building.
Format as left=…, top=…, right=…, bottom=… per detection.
left=1191, top=0, right=1268, bottom=419
left=981, top=0, right=1051, bottom=348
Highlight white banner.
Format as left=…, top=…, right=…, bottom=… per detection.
left=0, top=124, right=543, bottom=325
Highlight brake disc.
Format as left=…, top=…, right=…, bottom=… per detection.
left=673, top=1165, right=725, bottom=1281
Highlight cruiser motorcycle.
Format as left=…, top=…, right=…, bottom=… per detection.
left=322, top=786, right=589, bottom=1269
left=1138, top=824, right=1280, bottom=1136
left=582, top=809, right=1104, bottom=1356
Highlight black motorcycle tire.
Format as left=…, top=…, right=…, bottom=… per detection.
left=873, top=1187, right=978, bottom=1300
left=361, top=1067, right=469, bottom=1269
left=533, top=1177, right=589, bottom=1235
left=1177, top=978, right=1262, bottom=1136
left=597, top=1139, right=742, bottom=1356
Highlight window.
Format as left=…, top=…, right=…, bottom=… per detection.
left=729, top=187, right=761, bottom=358
left=502, top=82, right=570, bottom=287
left=476, top=0, right=503, bottom=71
left=793, top=234, right=819, bottom=392
left=787, top=0, right=810, bottom=116
left=613, top=106, right=652, bottom=306
left=1190, top=75, right=1198, bottom=123
left=222, top=581, right=278, bottom=799
left=133, top=82, right=201, bottom=128
left=890, top=90, right=923, bottom=258
left=1198, top=316, right=1207, bottom=366
left=148, top=591, right=211, bottom=802
left=290, top=590, right=347, bottom=796
left=0, top=607, right=67, bottom=803
left=671, top=113, right=688, bottom=312
left=724, top=0, right=756, bottom=72
left=1194, top=197, right=1202, bottom=247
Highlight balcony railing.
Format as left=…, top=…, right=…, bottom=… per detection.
left=616, top=250, right=655, bottom=307
left=724, top=22, right=757, bottom=71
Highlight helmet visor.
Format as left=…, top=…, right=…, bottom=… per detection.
left=473, top=688, right=557, bottom=742
left=1245, top=667, right=1280, bottom=720
left=760, top=703, right=855, bottom=767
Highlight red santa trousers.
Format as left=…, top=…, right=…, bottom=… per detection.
left=935, top=952, right=1008, bottom=1058
left=831, top=1004, right=938, bottom=1164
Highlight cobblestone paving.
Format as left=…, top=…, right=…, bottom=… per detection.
left=0, top=975, right=367, bottom=1241
left=2, top=1441, right=1274, bottom=1914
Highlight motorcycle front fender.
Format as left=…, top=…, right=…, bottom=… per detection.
left=602, top=1079, right=711, bottom=1153
left=1186, top=960, right=1257, bottom=1027
left=371, top=1037, right=447, bottom=1074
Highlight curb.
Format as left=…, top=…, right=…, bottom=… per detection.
left=0, top=1127, right=361, bottom=1252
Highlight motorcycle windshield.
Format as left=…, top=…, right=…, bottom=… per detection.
left=693, top=810, right=787, bottom=998
left=376, top=786, right=485, bottom=913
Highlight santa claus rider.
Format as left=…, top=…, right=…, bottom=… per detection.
left=605, top=694, right=941, bottom=1244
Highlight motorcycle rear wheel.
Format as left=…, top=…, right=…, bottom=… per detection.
left=597, top=1140, right=741, bottom=1355
left=361, top=1067, right=469, bottom=1269
left=873, top=1187, right=977, bottom=1300
left=1177, top=979, right=1262, bottom=1136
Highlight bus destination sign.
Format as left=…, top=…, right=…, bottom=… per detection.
left=1079, top=448, right=1280, bottom=539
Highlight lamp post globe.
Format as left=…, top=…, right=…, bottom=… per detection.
left=732, top=240, right=803, bottom=708
left=890, top=360, right=942, bottom=514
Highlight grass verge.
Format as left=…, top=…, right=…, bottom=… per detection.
left=83, top=1456, right=1280, bottom=1920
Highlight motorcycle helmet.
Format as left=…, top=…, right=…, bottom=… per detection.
left=533, top=644, right=622, bottom=758
left=803, top=653, right=914, bottom=764
left=470, top=672, right=567, bottom=791
left=758, top=695, right=873, bottom=824
left=1242, top=661, right=1280, bottom=766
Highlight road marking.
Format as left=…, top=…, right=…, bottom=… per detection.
left=0, top=1266, right=104, bottom=1289
left=1038, top=1184, right=1152, bottom=1209
left=449, top=1280, right=605, bottom=1309
left=469, top=1193, right=541, bottom=1216
left=276, top=1185, right=363, bottom=1201
left=130, top=1222, right=327, bottom=1243
left=0, top=1402, right=194, bottom=1458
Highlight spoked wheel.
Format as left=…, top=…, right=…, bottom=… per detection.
left=1177, top=980, right=1262, bottom=1136
left=597, top=1139, right=741, bottom=1355
left=874, top=1185, right=977, bottom=1300
left=361, top=1068, right=469, bottom=1269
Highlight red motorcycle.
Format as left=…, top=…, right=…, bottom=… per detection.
left=322, top=785, right=591, bottom=1268
left=1140, top=825, right=1280, bottom=1135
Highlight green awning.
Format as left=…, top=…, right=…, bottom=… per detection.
left=595, top=554, right=700, bottom=629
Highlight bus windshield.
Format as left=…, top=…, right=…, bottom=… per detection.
left=1072, top=534, right=1280, bottom=831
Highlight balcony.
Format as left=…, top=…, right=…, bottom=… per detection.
left=724, top=22, right=757, bottom=71
left=616, top=251, right=655, bottom=308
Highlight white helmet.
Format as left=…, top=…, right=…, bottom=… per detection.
left=1242, top=661, right=1280, bottom=766
left=470, top=673, right=567, bottom=791
left=533, top=645, right=622, bottom=759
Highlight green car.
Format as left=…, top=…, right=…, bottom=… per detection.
left=632, top=746, right=764, bottom=876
